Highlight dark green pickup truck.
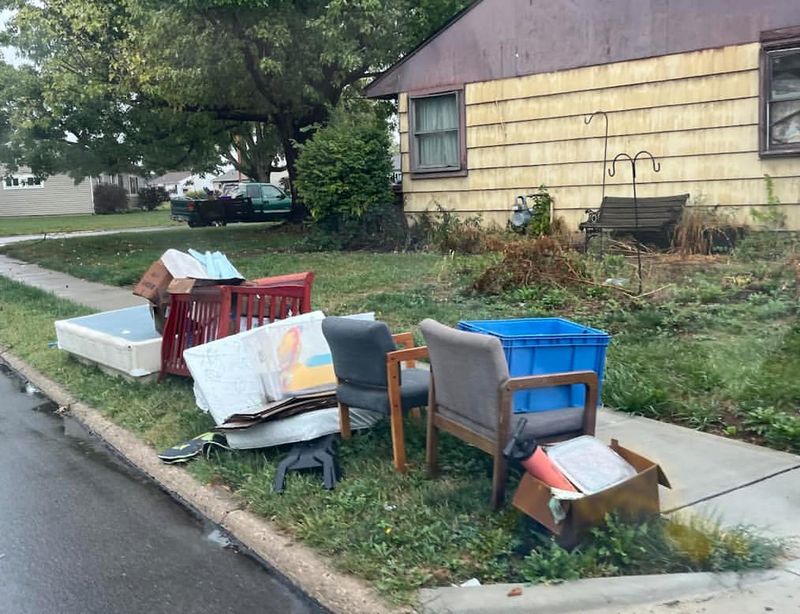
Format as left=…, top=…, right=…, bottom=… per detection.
left=170, top=182, right=292, bottom=228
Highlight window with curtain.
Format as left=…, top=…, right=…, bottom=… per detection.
left=411, top=92, right=461, bottom=172
left=763, top=46, right=800, bottom=155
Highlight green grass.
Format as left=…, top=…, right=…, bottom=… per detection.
left=0, top=209, right=180, bottom=236
left=0, top=275, right=784, bottom=603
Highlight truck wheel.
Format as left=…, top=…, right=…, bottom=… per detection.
left=212, top=220, right=227, bottom=227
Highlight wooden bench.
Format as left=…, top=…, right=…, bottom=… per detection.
left=579, top=194, right=689, bottom=248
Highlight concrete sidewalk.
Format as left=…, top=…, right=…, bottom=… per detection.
left=0, top=225, right=176, bottom=247
left=0, top=253, right=798, bottom=613
left=0, top=254, right=145, bottom=311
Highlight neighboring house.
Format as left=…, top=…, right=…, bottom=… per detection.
left=96, top=173, right=144, bottom=208
left=0, top=169, right=142, bottom=217
left=149, top=171, right=214, bottom=196
left=366, top=0, right=800, bottom=230
left=212, top=167, right=289, bottom=192
left=212, top=169, right=250, bottom=192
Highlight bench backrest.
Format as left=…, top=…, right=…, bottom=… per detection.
left=597, top=194, right=689, bottom=229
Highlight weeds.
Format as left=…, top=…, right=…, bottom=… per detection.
left=520, top=514, right=784, bottom=584
left=750, top=174, right=787, bottom=230
left=672, top=204, right=743, bottom=256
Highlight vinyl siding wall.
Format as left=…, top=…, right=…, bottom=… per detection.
left=399, top=43, right=800, bottom=229
left=0, top=173, right=92, bottom=217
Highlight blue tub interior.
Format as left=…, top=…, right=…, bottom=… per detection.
left=65, top=305, right=159, bottom=342
left=457, top=318, right=610, bottom=413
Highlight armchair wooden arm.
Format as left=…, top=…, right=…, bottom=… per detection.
left=390, top=332, right=425, bottom=368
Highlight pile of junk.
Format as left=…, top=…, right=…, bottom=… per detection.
left=54, top=249, right=670, bottom=546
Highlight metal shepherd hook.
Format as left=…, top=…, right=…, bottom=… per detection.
left=584, top=111, right=610, bottom=202
left=608, top=151, right=661, bottom=295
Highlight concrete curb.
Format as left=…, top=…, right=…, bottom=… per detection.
left=0, top=347, right=401, bottom=614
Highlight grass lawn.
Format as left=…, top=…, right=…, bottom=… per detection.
left=0, top=226, right=793, bottom=602
left=0, top=209, right=181, bottom=237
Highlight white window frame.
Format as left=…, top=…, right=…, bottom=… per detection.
left=3, top=174, right=44, bottom=190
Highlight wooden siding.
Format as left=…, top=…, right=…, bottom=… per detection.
left=0, top=173, right=93, bottom=217
left=399, top=43, right=800, bottom=230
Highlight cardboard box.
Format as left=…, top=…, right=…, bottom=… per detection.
left=512, top=440, right=671, bottom=549
left=133, top=260, right=173, bottom=303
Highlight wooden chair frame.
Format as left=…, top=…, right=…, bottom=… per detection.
left=337, top=333, right=428, bottom=473
left=426, top=370, right=599, bottom=509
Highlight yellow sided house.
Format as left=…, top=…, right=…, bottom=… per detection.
left=366, top=0, right=800, bottom=231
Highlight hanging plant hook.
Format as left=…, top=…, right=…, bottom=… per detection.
left=585, top=111, right=610, bottom=202
left=606, top=150, right=661, bottom=295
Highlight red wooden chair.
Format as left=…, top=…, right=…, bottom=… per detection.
left=159, top=272, right=314, bottom=379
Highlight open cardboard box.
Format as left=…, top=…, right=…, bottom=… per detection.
left=512, top=439, right=671, bottom=549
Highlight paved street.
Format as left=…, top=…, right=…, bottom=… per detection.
left=0, top=364, right=324, bottom=614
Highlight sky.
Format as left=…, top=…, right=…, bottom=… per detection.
left=1, top=9, right=23, bottom=66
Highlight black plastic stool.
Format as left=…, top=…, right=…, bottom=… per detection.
left=273, top=434, right=341, bottom=493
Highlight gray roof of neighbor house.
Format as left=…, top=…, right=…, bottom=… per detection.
left=365, top=0, right=800, bottom=98
left=214, top=169, right=250, bottom=183
left=149, top=171, right=192, bottom=185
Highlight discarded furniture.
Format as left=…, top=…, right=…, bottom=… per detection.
left=273, top=434, right=341, bottom=492
left=579, top=194, right=689, bottom=249
left=321, top=317, right=429, bottom=473
left=419, top=319, right=598, bottom=509
left=55, top=304, right=162, bottom=380
left=160, top=272, right=314, bottom=378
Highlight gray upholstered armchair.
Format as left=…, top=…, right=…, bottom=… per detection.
left=321, top=317, right=429, bottom=473
left=419, top=319, right=598, bottom=508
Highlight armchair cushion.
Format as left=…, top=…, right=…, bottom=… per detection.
left=513, top=407, right=585, bottom=440
left=337, top=368, right=430, bottom=415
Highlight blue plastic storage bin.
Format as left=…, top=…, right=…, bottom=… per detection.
left=456, top=318, right=610, bottom=413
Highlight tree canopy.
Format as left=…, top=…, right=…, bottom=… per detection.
left=0, top=0, right=472, bottom=188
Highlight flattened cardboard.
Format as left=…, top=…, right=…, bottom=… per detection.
left=133, top=260, right=173, bottom=303
left=512, top=441, right=671, bottom=549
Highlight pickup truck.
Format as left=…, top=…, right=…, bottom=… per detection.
left=170, top=182, right=292, bottom=228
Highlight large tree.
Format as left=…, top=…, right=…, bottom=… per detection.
left=0, top=0, right=471, bottom=197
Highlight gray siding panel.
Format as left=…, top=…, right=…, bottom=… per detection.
left=0, top=173, right=93, bottom=217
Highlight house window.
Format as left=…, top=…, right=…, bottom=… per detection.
left=3, top=174, right=44, bottom=190
left=762, top=35, right=800, bottom=156
left=129, top=176, right=139, bottom=195
left=410, top=91, right=464, bottom=175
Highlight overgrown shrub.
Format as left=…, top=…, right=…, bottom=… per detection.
left=137, top=186, right=169, bottom=211
left=93, top=184, right=128, bottom=214
left=673, top=205, right=744, bottom=255
left=411, top=205, right=510, bottom=254
left=473, top=236, right=588, bottom=294
left=295, top=112, right=393, bottom=228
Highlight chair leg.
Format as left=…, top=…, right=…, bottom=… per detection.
left=338, top=402, right=352, bottom=439
left=491, top=452, right=507, bottom=510
left=390, top=404, right=407, bottom=473
left=426, top=408, right=439, bottom=477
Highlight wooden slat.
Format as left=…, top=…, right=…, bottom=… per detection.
left=467, top=43, right=759, bottom=104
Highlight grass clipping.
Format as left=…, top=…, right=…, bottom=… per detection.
left=474, top=236, right=589, bottom=294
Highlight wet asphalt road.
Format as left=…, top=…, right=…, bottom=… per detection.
left=0, top=365, right=325, bottom=614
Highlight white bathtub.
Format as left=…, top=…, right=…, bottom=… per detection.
left=55, top=305, right=162, bottom=378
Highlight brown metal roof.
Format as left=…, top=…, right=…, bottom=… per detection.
left=365, top=0, right=800, bottom=98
